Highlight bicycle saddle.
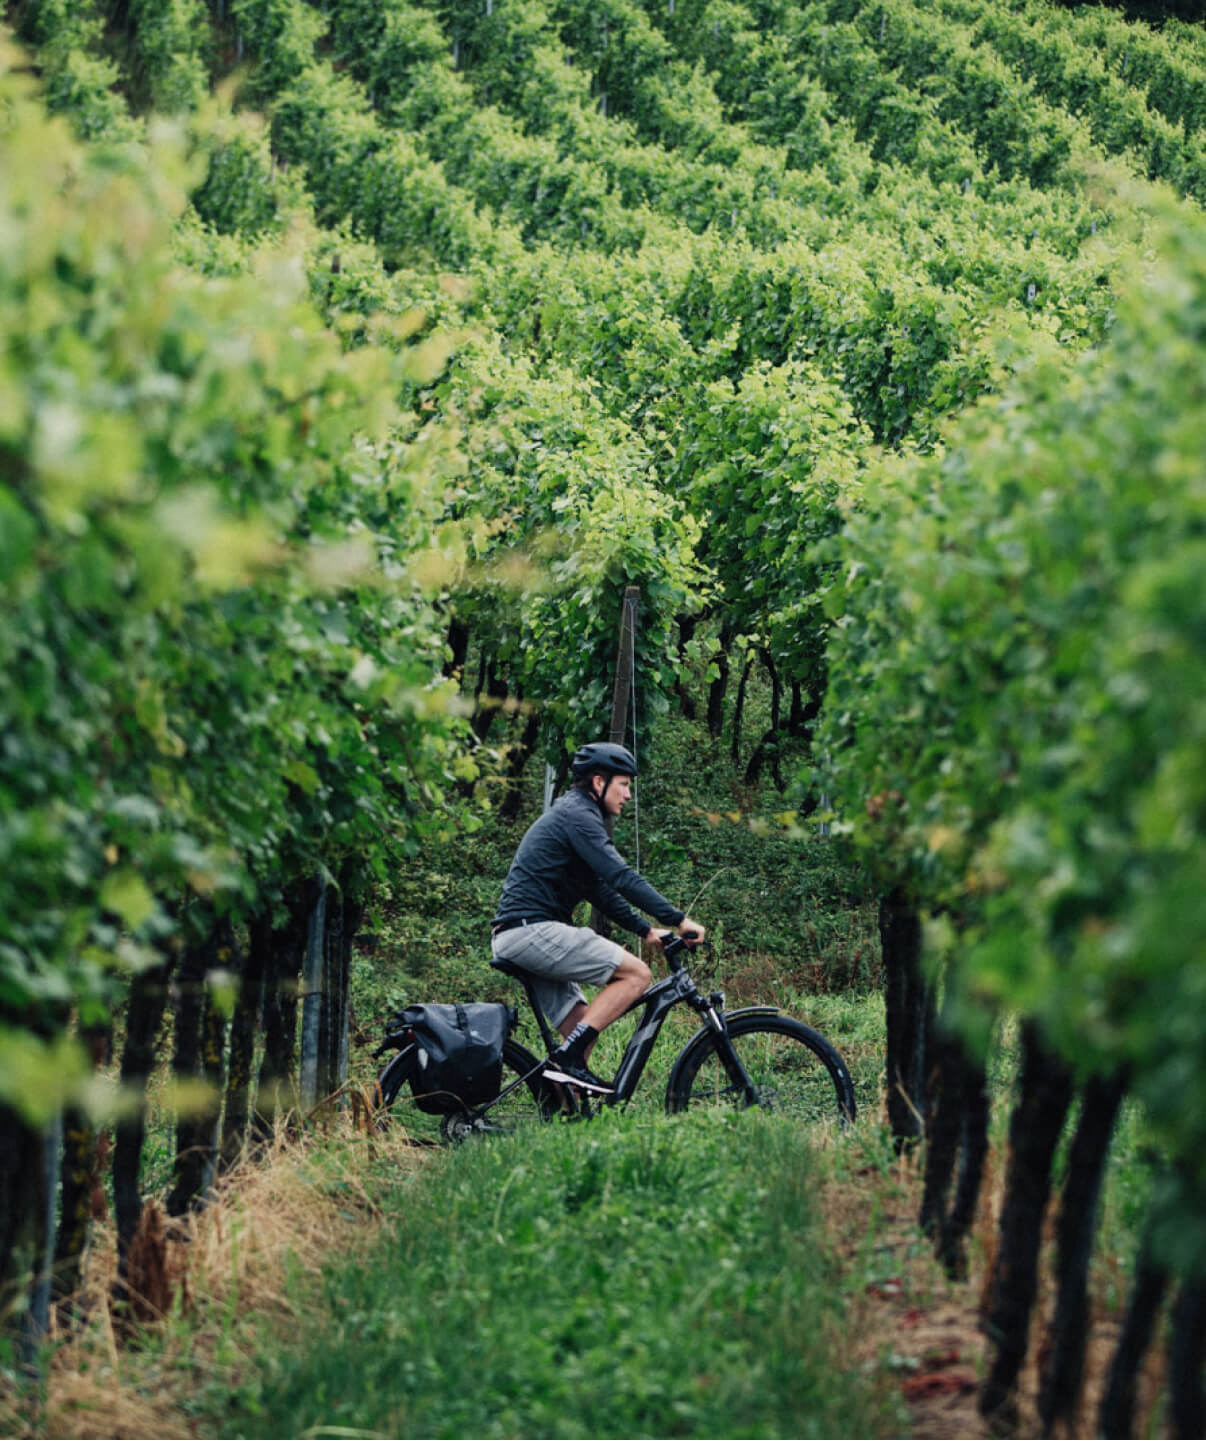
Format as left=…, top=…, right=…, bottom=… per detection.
left=488, top=956, right=529, bottom=980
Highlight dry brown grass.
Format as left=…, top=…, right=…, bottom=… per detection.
left=2, top=1116, right=428, bottom=1441
left=719, top=935, right=882, bottom=1003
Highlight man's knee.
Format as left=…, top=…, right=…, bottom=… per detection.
left=614, top=951, right=651, bottom=990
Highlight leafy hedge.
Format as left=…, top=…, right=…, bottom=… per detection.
left=818, top=184, right=1206, bottom=1425
left=0, top=44, right=461, bottom=1103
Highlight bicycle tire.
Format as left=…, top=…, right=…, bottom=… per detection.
left=374, top=1037, right=560, bottom=1142
left=665, top=1013, right=857, bottom=1125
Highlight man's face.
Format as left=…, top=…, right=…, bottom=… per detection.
left=592, top=772, right=632, bottom=818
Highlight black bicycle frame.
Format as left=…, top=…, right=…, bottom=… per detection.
left=487, top=939, right=761, bottom=1113
left=611, top=963, right=751, bottom=1103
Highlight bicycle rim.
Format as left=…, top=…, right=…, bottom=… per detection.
left=667, top=1014, right=856, bottom=1126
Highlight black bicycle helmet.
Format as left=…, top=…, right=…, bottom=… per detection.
left=570, top=741, right=638, bottom=779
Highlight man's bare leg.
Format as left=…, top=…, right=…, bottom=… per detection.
left=555, top=952, right=650, bottom=1061
left=581, top=952, right=650, bottom=1030
left=557, top=1002, right=587, bottom=1040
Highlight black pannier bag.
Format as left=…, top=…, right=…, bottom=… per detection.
left=399, top=1002, right=511, bottom=1114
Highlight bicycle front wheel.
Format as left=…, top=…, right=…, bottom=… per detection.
left=665, top=1013, right=856, bottom=1126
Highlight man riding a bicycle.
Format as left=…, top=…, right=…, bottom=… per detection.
left=491, top=741, right=705, bottom=1096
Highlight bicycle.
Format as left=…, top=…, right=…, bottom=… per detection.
left=373, top=932, right=857, bottom=1141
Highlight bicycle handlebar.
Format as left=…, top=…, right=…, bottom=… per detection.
left=661, top=929, right=702, bottom=969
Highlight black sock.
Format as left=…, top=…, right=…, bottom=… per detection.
left=556, top=1022, right=598, bottom=1062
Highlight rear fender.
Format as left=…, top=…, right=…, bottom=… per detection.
left=374, top=1043, right=418, bottom=1109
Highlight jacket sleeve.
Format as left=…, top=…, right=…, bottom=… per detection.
left=587, top=877, right=654, bottom=938
left=568, top=807, right=686, bottom=930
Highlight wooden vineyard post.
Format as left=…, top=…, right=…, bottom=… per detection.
left=299, top=873, right=356, bottom=1115
left=256, top=894, right=306, bottom=1142
left=592, top=587, right=640, bottom=937
left=609, top=587, right=640, bottom=751
left=19, top=1111, right=60, bottom=1367
left=114, top=949, right=176, bottom=1292
left=299, top=874, right=328, bottom=1112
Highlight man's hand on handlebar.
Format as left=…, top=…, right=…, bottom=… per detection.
left=650, top=918, right=706, bottom=949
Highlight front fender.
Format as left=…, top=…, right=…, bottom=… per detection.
left=664, top=1005, right=781, bottom=1112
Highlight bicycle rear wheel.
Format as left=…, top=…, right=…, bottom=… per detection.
left=665, top=1013, right=856, bottom=1125
left=374, top=1038, right=560, bottom=1142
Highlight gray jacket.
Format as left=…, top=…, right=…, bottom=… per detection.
left=492, top=788, right=685, bottom=938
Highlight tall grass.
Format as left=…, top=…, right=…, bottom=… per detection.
left=3, top=1127, right=428, bottom=1441
left=211, top=1112, right=899, bottom=1439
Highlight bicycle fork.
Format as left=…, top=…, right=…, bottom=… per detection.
left=699, top=997, right=761, bottom=1108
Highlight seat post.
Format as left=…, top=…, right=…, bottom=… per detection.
left=490, top=958, right=561, bottom=1055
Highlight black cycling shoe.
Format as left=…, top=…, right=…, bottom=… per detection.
left=542, top=1057, right=615, bottom=1095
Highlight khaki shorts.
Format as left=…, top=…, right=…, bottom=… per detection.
left=491, top=921, right=625, bottom=1028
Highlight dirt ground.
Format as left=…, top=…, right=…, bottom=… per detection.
left=825, top=1150, right=1166, bottom=1440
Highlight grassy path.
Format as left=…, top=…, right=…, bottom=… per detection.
left=209, top=1113, right=900, bottom=1439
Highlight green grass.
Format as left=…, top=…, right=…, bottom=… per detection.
left=210, top=1112, right=901, bottom=1439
